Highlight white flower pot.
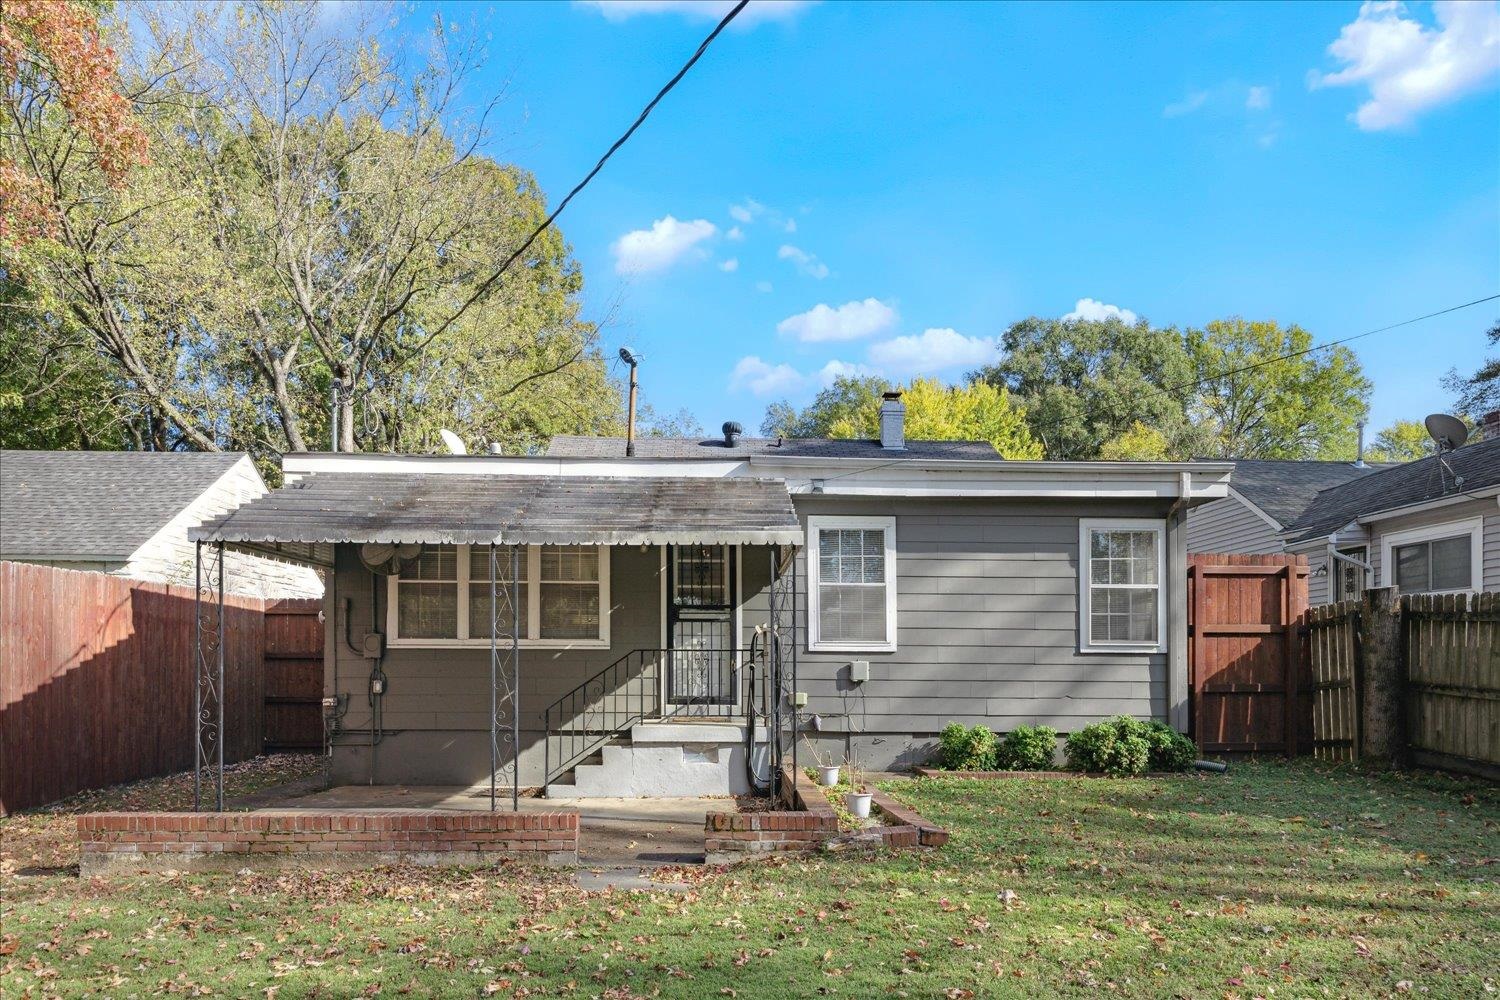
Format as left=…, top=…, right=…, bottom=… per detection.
left=817, top=765, right=841, bottom=787
left=845, top=791, right=872, bottom=819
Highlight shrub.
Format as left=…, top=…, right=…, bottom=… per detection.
left=996, top=725, right=1058, bottom=770
left=1144, top=720, right=1197, bottom=772
left=938, top=723, right=998, bottom=771
left=1065, top=716, right=1155, bottom=776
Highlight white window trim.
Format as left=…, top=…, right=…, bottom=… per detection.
left=386, top=544, right=610, bottom=649
left=1078, top=518, right=1167, bottom=655
left=807, top=515, right=897, bottom=653
left=1379, top=516, right=1483, bottom=594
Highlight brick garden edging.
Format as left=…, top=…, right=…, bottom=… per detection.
left=704, top=770, right=948, bottom=863
left=77, top=810, right=579, bottom=874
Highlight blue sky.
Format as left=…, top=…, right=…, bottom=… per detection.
left=412, top=0, right=1499, bottom=437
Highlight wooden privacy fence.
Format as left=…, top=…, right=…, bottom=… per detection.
left=261, top=601, right=323, bottom=752
left=1187, top=553, right=1310, bottom=756
left=1307, top=589, right=1498, bottom=778
left=0, top=561, right=323, bottom=814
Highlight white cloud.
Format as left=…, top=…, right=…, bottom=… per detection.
left=778, top=244, right=829, bottom=279
left=728, top=200, right=760, bottom=223
left=814, top=359, right=875, bottom=386
left=579, top=0, right=815, bottom=25
left=1162, top=91, right=1209, bottom=117
left=776, top=298, right=897, bottom=343
left=611, top=216, right=717, bottom=275
left=783, top=218, right=797, bottom=233
left=866, top=328, right=999, bottom=375
left=1062, top=297, right=1140, bottom=324
left=726, top=225, right=745, bottom=242
left=729, top=356, right=805, bottom=396
left=755, top=281, right=774, bottom=294
left=1246, top=85, right=1272, bottom=110
left=718, top=257, right=739, bottom=272
left=1310, top=0, right=1500, bottom=131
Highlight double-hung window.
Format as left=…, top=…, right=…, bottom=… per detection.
left=388, top=544, right=609, bottom=647
left=1079, top=519, right=1166, bottom=654
left=1381, top=518, right=1482, bottom=594
left=807, top=515, right=897, bottom=652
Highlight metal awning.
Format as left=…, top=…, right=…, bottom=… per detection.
left=189, top=472, right=804, bottom=547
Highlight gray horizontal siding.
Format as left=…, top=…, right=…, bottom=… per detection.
left=1367, top=498, right=1500, bottom=591
left=1186, top=495, right=1282, bottom=555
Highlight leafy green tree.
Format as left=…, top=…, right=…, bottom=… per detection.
left=639, top=405, right=704, bottom=439
left=1187, top=319, right=1370, bottom=459
left=774, top=376, right=892, bottom=438
left=974, top=316, right=1208, bottom=459
left=1364, top=420, right=1433, bottom=463
left=1442, top=321, right=1500, bottom=417
left=1098, top=421, right=1172, bottom=461
left=759, top=400, right=797, bottom=438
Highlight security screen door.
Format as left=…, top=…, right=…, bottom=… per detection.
left=667, top=545, right=737, bottom=709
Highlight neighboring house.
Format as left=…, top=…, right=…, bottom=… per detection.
left=0, top=450, right=323, bottom=599
left=1186, top=458, right=1383, bottom=558
left=1281, top=430, right=1500, bottom=604
left=191, top=396, right=1232, bottom=795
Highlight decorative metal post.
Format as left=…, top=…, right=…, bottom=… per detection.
left=193, top=540, right=226, bottom=811
left=489, top=543, right=522, bottom=812
left=767, top=544, right=800, bottom=799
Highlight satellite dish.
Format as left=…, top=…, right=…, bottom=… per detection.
left=359, top=542, right=424, bottom=575
left=1424, top=413, right=1469, bottom=452
left=438, top=429, right=467, bottom=455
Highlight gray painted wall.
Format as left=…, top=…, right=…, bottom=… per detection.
left=1367, top=497, right=1500, bottom=591
left=324, top=495, right=1187, bottom=782
left=1185, top=495, right=1283, bottom=555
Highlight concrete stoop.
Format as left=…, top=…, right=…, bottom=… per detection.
left=547, top=721, right=769, bottom=798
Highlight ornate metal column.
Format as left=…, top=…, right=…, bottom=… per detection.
left=489, top=543, right=522, bottom=811
left=193, top=540, right=226, bottom=811
left=767, top=544, right=800, bottom=798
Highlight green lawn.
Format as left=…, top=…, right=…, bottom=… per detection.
left=3, top=760, right=1496, bottom=998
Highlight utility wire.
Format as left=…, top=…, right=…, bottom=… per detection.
left=811, top=292, right=1500, bottom=484
left=415, top=0, right=749, bottom=351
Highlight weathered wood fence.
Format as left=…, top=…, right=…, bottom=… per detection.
left=0, top=561, right=323, bottom=814
left=1306, top=589, right=1498, bottom=778
left=261, top=601, right=324, bottom=752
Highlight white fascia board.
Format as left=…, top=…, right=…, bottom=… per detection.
left=1353, top=485, right=1500, bottom=525
left=772, top=464, right=1231, bottom=500
left=283, top=453, right=746, bottom=480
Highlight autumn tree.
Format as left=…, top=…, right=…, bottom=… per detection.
left=1364, top=420, right=1433, bottom=463
left=1187, top=319, right=1370, bottom=460
left=1098, top=421, right=1172, bottom=461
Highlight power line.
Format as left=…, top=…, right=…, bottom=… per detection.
left=1151, top=293, right=1500, bottom=402
left=417, top=0, right=749, bottom=350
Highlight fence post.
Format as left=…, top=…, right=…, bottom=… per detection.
left=1358, top=586, right=1407, bottom=768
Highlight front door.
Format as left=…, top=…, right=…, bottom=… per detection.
left=666, top=545, right=737, bottom=710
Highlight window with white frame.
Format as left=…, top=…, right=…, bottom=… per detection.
left=388, top=544, right=608, bottom=646
left=1079, top=519, right=1166, bottom=653
left=1382, top=517, right=1481, bottom=594
left=808, top=516, right=897, bottom=651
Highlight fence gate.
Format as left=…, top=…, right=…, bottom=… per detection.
left=261, top=599, right=323, bottom=752
left=1187, top=554, right=1310, bottom=755
left=1305, top=600, right=1360, bottom=761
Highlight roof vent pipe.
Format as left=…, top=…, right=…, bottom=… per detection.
left=879, top=391, right=906, bottom=451
left=722, top=420, right=742, bottom=447
left=1354, top=419, right=1367, bottom=468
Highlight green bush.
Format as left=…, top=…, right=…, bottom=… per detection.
left=1064, top=716, right=1156, bottom=776
left=938, top=723, right=998, bottom=771
left=996, top=725, right=1058, bottom=770
left=1143, top=720, right=1197, bottom=772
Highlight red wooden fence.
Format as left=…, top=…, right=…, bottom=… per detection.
left=1188, top=553, right=1311, bottom=756
left=0, top=561, right=320, bottom=814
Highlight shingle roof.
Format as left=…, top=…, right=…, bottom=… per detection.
left=545, top=435, right=1001, bottom=461
left=1198, top=458, right=1384, bottom=528
left=0, top=450, right=248, bottom=559
left=191, top=473, right=803, bottom=546
left=1283, top=436, right=1500, bottom=542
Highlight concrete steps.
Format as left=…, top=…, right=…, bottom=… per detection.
left=545, top=721, right=770, bottom=799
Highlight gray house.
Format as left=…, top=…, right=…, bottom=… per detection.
left=0, top=450, right=323, bottom=598
left=191, top=397, right=1232, bottom=796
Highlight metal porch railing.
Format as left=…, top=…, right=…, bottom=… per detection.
left=542, top=647, right=743, bottom=787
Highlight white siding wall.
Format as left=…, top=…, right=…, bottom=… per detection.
left=121, top=458, right=324, bottom=598
left=1186, top=495, right=1283, bottom=554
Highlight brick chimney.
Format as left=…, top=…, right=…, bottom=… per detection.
left=1482, top=410, right=1500, bottom=442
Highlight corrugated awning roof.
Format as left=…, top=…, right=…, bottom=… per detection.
left=189, top=473, right=803, bottom=547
